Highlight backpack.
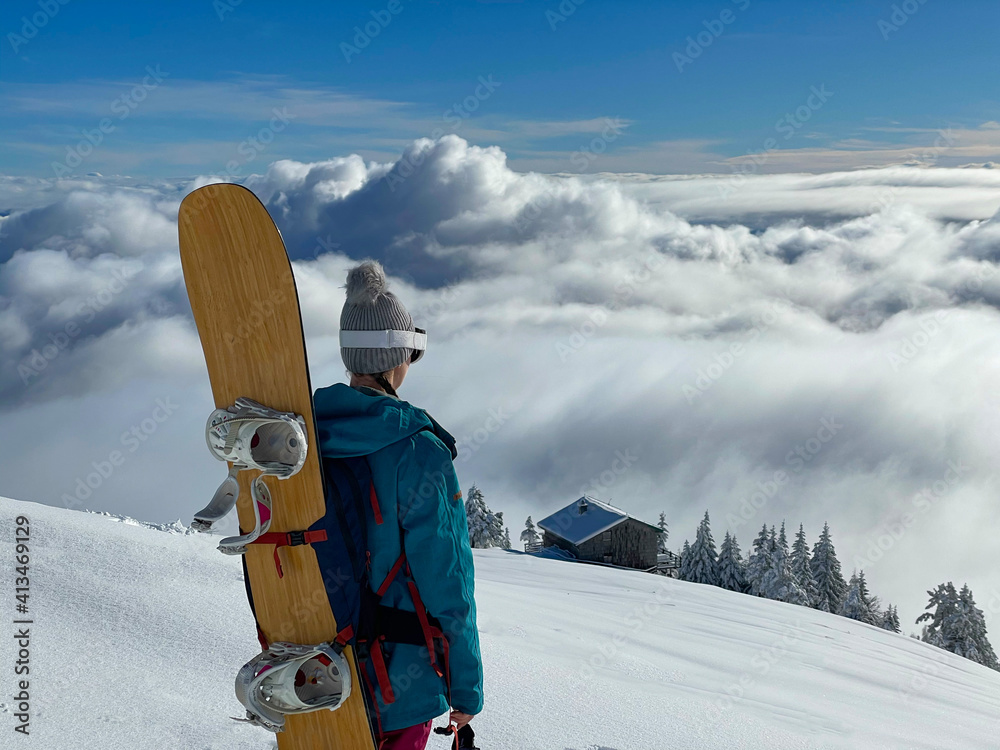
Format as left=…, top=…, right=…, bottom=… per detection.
left=240, top=453, right=451, bottom=731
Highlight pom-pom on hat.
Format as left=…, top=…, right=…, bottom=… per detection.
left=339, top=259, right=418, bottom=375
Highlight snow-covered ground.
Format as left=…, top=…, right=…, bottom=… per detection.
left=1, top=497, right=998, bottom=749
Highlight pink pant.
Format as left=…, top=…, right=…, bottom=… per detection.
left=379, top=720, right=432, bottom=750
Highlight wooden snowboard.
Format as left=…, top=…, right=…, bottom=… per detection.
left=178, top=183, right=377, bottom=750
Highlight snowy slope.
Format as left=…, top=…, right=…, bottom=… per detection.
left=1, top=498, right=998, bottom=750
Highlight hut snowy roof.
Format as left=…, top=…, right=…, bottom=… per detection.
left=537, top=496, right=659, bottom=546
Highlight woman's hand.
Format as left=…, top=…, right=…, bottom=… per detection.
left=449, top=710, right=475, bottom=729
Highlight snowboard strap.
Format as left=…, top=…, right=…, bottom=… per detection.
left=250, top=529, right=329, bottom=578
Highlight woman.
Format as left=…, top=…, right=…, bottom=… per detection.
left=313, top=260, right=483, bottom=750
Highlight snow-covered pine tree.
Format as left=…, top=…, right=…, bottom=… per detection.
left=465, top=484, right=491, bottom=548
left=491, top=510, right=506, bottom=548
left=919, top=582, right=1000, bottom=670
left=839, top=571, right=867, bottom=622
left=687, top=511, right=720, bottom=585
left=881, top=604, right=901, bottom=633
left=520, top=516, right=540, bottom=548
left=717, top=531, right=748, bottom=593
left=746, top=524, right=773, bottom=597
left=917, top=582, right=959, bottom=650
left=954, top=584, right=1000, bottom=670
left=789, top=523, right=818, bottom=607
left=464, top=484, right=506, bottom=549
left=678, top=539, right=693, bottom=582
left=502, top=527, right=512, bottom=550
left=761, top=521, right=808, bottom=604
left=857, top=570, right=882, bottom=626
left=839, top=570, right=878, bottom=624
left=810, top=522, right=847, bottom=613
left=657, top=512, right=669, bottom=554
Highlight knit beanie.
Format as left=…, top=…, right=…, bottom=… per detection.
left=340, top=260, right=415, bottom=375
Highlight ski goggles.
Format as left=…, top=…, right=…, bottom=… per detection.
left=339, top=326, right=427, bottom=364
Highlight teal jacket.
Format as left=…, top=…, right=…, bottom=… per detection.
left=313, top=383, right=484, bottom=731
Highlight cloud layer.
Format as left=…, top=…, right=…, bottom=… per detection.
left=2, top=135, right=1000, bottom=634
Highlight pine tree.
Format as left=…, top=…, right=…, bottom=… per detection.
left=491, top=510, right=506, bottom=548
left=761, top=521, right=807, bottom=604
left=464, top=484, right=506, bottom=549
left=857, top=570, right=882, bottom=625
left=678, top=540, right=693, bottom=582
left=717, top=531, right=748, bottom=593
left=919, top=582, right=1000, bottom=671
left=955, top=585, right=1000, bottom=670
left=789, top=523, right=818, bottom=607
left=657, top=512, right=670, bottom=554
left=502, top=527, right=512, bottom=550
left=810, top=522, right=847, bottom=613
left=840, top=572, right=867, bottom=622
left=746, top=524, right=773, bottom=597
left=687, top=511, right=720, bottom=585
left=520, top=516, right=540, bottom=548
left=881, top=604, right=901, bottom=633
left=840, top=570, right=878, bottom=624
left=918, top=582, right=959, bottom=650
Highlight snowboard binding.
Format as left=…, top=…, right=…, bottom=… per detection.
left=233, top=641, right=352, bottom=733
left=192, top=397, right=307, bottom=555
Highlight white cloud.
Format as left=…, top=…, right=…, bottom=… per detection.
left=2, top=135, right=1000, bottom=634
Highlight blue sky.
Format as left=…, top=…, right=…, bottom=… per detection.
left=2, top=0, right=999, bottom=177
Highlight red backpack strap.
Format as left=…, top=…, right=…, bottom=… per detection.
left=369, top=483, right=384, bottom=525
left=407, top=580, right=444, bottom=678
left=369, top=637, right=396, bottom=704
left=376, top=552, right=407, bottom=597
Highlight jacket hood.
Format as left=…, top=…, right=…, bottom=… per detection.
left=313, top=382, right=458, bottom=459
